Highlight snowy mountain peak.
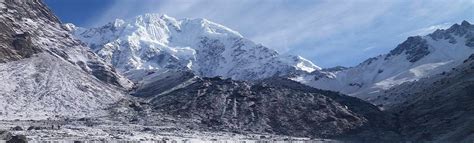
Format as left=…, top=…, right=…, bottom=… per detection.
left=113, top=18, right=126, bottom=27
left=283, top=55, right=321, bottom=72
left=429, top=20, right=473, bottom=47
left=461, top=20, right=471, bottom=27
left=446, top=20, right=473, bottom=36
left=72, top=13, right=320, bottom=81
left=298, top=21, right=474, bottom=104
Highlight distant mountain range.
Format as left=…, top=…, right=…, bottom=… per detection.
left=0, top=0, right=473, bottom=142
left=71, top=13, right=473, bottom=109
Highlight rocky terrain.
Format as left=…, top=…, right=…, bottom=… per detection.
left=0, top=0, right=473, bottom=142
left=129, top=75, right=399, bottom=141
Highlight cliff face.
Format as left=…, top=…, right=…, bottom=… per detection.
left=0, top=0, right=55, bottom=62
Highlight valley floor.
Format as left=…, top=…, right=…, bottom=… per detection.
left=0, top=120, right=335, bottom=142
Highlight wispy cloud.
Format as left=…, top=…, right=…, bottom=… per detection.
left=81, top=0, right=474, bottom=67
left=402, top=23, right=453, bottom=37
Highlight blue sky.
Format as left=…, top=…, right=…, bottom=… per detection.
left=44, top=0, right=474, bottom=68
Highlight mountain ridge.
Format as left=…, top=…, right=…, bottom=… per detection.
left=0, top=0, right=473, bottom=141
left=69, top=13, right=322, bottom=82
left=296, top=20, right=474, bottom=106
left=71, top=13, right=473, bottom=108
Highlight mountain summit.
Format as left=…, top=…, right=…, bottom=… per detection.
left=69, top=13, right=320, bottom=81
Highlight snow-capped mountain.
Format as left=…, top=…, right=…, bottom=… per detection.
left=2, top=0, right=473, bottom=141
left=295, top=21, right=474, bottom=104
left=70, top=13, right=473, bottom=108
left=0, top=0, right=132, bottom=120
left=69, top=14, right=320, bottom=81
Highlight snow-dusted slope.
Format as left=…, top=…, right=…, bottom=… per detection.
left=386, top=54, right=474, bottom=142
left=296, top=21, right=474, bottom=104
left=70, top=14, right=320, bottom=81
left=0, top=0, right=131, bottom=119
left=0, top=54, right=126, bottom=120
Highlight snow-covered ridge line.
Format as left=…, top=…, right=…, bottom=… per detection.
left=299, top=20, right=474, bottom=106
left=70, top=13, right=321, bottom=81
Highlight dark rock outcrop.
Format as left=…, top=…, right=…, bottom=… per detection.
left=87, top=61, right=124, bottom=87
left=0, top=131, right=12, bottom=140
left=131, top=70, right=196, bottom=98
left=0, top=0, right=55, bottom=62
left=430, top=20, right=474, bottom=47
left=10, top=126, right=22, bottom=131
left=386, top=36, right=430, bottom=63
left=7, top=135, right=27, bottom=143
left=322, top=66, right=349, bottom=72
left=0, top=20, right=38, bottom=62
left=147, top=76, right=399, bottom=141
left=0, top=131, right=27, bottom=143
